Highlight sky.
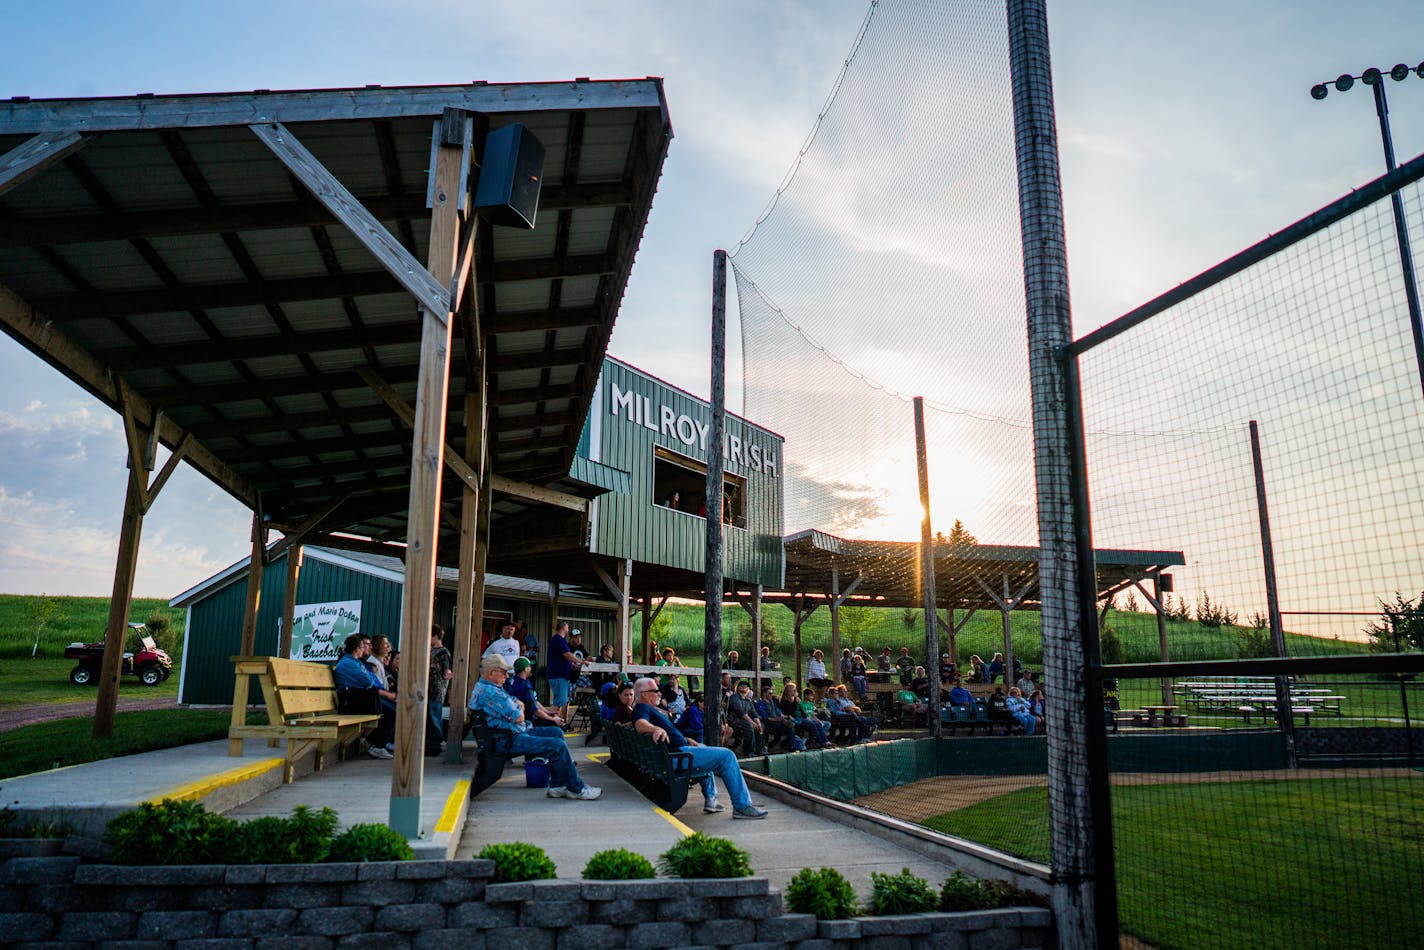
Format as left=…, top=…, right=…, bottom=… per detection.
left=1, top=0, right=1421, bottom=599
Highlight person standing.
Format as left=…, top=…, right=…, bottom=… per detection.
left=426, top=625, right=453, bottom=756
left=545, top=621, right=584, bottom=722
left=482, top=619, right=522, bottom=666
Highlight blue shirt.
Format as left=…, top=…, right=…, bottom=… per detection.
left=948, top=686, right=973, bottom=705
left=469, top=677, right=530, bottom=734
left=334, top=654, right=379, bottom=690
left=632, top=702, right=690, bottom=750
left=505, top=674, right=540, bottom=716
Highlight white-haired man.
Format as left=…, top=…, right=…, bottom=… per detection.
left=468, top=654, right=600, bottom=800
left=630, top=677, right=766, bottom=819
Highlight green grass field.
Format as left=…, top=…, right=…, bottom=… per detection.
left=0, top=594, right=185, bottom=659
left=0, top=657, right=183, bottom=708
left=923, top=776, right=1424, bottom=950
left=0, top=708, right=244, bottom=780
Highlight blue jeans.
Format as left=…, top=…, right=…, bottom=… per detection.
left=684, top=744, right=751, bottom=809
left=549, top=677, right=571, bottom=707
left=1013, top=713, right=1037, bottom=736
left=510, top=726, right=586, bottom=792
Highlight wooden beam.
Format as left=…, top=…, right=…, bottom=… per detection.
left=141, top=434, right=191, bottom=515
left=0, top=130, right=86, bottom=198
left=266, top=493, right=352, bottom=561
left=92, top=460, right=145, bottom=740
left=278, top=545, right=304, bottom=659
left=389, top=109, right=467, bottom=835
left=251, top=121, right=450, bottom=320
left=239, top=510, right=267, bottom=656
left=489, top=474, right=586, bottom=513
left=447, top=391, right=483, bottom=761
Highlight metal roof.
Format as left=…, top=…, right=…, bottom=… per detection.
left=778, top=528, right=1185, bottom=610
left=0, top=80, right=671, bottom=555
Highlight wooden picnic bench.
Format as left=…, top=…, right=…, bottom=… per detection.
left=227, top=655, right=380, bottom=783
left=605, top=722, right=713, bottom=814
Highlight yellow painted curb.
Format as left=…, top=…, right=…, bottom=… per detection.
left=436, top=780, right=471, bottom=834
left=586, top=752, right=610, bottom=763
left=654, top=805, right=694, bottom=837
left=149, top=757, right=285, bottom=803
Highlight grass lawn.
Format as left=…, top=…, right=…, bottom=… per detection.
left=923, top=776, right=1424, bottom=949
left=0, top=657, right=182, bottom=707
left=0, top=708, right=245, bottom=780
left=0, top=594, right=184, bottom=659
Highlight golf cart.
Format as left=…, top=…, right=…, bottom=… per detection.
left=64, top=622, right=172, bottom=686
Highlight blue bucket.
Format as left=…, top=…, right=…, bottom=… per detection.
left=524, top=758, right=551, bottom=788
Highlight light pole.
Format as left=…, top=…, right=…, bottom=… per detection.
left=1312, top=63, right=1424, bottom=403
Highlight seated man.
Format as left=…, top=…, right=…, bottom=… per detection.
left=828, top=685, right=878, bottom=741
left=754, top=686, right=798, bottom=751
left=1005, top=687, right=1039, bottom=735
left=725, top=680, right=766, bottom=755
left=676, top=694, right=705, bottom=743
left=947, top=674, right=973, bottom=707
left=334, top=633, right=397, bottom=759
left=468, top=655, right=601, bottom=800
left=506, top=657, right=566, bottom=729
left=630, top=678, right=767, bottom=819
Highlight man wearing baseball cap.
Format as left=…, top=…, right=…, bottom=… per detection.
left=545, top=621, right=584, bottom=721
left=468, top=654, right=600, bottom=800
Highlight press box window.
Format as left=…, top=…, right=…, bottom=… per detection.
left=653, top=446, right=745, bottom=526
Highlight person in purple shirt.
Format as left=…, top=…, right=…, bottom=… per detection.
left=545, top=621, right=584, bottom=721
left=629, top=677, right=767, bottom=819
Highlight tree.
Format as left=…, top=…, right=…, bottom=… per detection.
left=1363, top=591, right=1424, bottom=652
left=1195, top=591, right=1237, bottom=629
left=900, top=607, right=918, bottom=630
left=25, top=597, right=67, bottom=658
left=837, top=606, right=878, bottom=652
left=1124, top=589, right=1139, bottom=613
left=946, top=520, right=978, bottom=547
left=738, top=613, right=778, bottom=653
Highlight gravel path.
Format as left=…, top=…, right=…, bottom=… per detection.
left=0, top=696, right=180, bottom=733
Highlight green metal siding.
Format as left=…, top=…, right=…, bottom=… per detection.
left=588, top=360, right=784, bottom=587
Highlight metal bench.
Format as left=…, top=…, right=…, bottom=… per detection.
left=605, top=722, right=713, bottom=814
left=227, top=655, right=380, bottom=783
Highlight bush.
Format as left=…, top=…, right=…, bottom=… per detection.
left=328, top=823, right=414, bottom=862
left=1195, top=592, right=1237, bottom=629
left=785, top=866, right=858, bottom=919
left=940, top=871, right=1049, bottom=911
left=867, top=867, right=937, bottom=916
left=105, top=799, right=237, bottom=865
left=657, top=833, right=752, bottom=879
left=477, top=841, right=557, bottom=882
left=144, top=610, right=180, bottom=655
left=582, top=847, right=656, bottom=880
left=1099, top=623, right=1123, bottom=665
left=227, top=805, right=338, bottom=864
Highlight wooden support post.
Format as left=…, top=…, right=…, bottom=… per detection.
left=751, top=583, right=763, bottom=695
left=239, top=510, right=266, bottom=656
left=92, top=472, right=145, bottom=740
left=829, top=567, right=841, bottom=682
left=278, top=545, right=303, bottom=659
left=618, top=559, right=633, bottom=670
left=641, top=594, right=653, bottom=663
left=793, top=594, right=805, bottom=689
left=1154, top=575, right=1171, bottom=706
left=390, top=110, right=469, bottom=837
left=466, top=470, right=493, bottom=703
left=704, top=249, right=727, bottom=747
left=914, top=396, right=941, bottom=736
left=447, top=388, right=483, bottom=762
left=1002, top=574, right=1015, bottom=687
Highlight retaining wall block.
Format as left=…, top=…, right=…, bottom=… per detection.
left=0, top=911, right=56, bottom=941
left=102, top=940, right=169, bottom=950
left=277, top=938, right=338, bottom=950
left=520, top=898, right=589, bottom=928
left=179, top=939, right=258, bottom=949
left=523, top=880, right=585, bottom=902
left=109, top=886, right=180, bottom=912
left=375, top=902, right=447, bottom=932
left=817, top=918, right=862, bottom=940
left=188, top=885, right=265, bottom=911
left=295, top=904, right=373, bottom=936
left=580, top=879, right=685, bottom=901
left=354, top=862, right=399, bottom=882
left=340, top=879, right=417, bottom=905
left=700, top=917, right=755, bottom=943
left=446, top=901, right=518, bottom=929
left=587, top=897, right=655, bottom=925
left=53, top=910, right=136, bottom=941
left=394, top=861, right=448, bottom=880
left=217, top=907, right=298, bottom=938
left=266, top=864, right=359, bottom=884
left=1019, top=908, right=1051, bottom=928
left=482, top=881, right=533, bottom=902
left=786, top=939, right=835, bottom=950
left=224, top=865, right=266, bottom=885
left=626, top=920, right=692, bottom=946
left=263, top=883, right=342, bottom=909
left=2, top=857, right=80, bottom=884
left=860, top=913, right=937, bottom=936
left=722, top=893, right=784, bottom=918
left=446, top=859, right=495, bottom=879
left=335, top=932, right=409, bottom=950
left=481, top=925, right=554, bottom=950
left=756, top=912, right=819, bottom=942
left=926, top=931, right=971, bottom=950
left=554, top=924, right=623, bottom=949
left=24, top=883, right=89, bottom=913
left=413, top=928, right=487, bottom=950
left=967, top=925, right=1023, bottom=950
left=414, top=876, right=485, bottom=903
left=654, top=896, right=717, bottom=923
left=136, top=910, right=218, bottom=940
left=130, top=865, right=229, bottom=886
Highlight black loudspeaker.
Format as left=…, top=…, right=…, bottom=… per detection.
left=1158, top=573, right=1173, bottom=593
left=474, top=123, right=545, bottom=229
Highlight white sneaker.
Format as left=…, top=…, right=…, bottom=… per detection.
left=546, top=786, right=569, bottom=798
left=571, top=785, right=602, bottom=801
left=703, top=799, right=725, bottom=814
left=367, top=746, right=393, bottom=760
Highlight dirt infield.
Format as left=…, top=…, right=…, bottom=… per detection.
left=855, top=768, right=1419, bottom=823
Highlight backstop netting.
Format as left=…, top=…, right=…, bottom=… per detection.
left=726, top=0, right=1424, bottom=947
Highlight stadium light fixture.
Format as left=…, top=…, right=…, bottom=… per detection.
left=1391, top=63, right=1411, bottom=82
left=1362, top=67, right=1383, bottom=86
left=1335, top=73, right=1354, bottom=92
left=1311, top=83, right=1329, bottom=100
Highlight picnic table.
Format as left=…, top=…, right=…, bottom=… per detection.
left=1135, top=705, right=1188, bottom=728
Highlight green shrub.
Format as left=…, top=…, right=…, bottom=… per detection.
left=328, top=823, right=414, bottom=863
left=477, top=842, right=557, bottom=882
left=227, top=805, right=339, bottom=864
left=785, top=866, right=858, bottom=919
left=940, top=871, right=1047, bottom=911
left=105, top=799, right=237, bottom=865
left=657, top=833, right=752, bottom=879
left=582, top=847, right=656, bottom=880
left=867, top=868, right=937, bottom=916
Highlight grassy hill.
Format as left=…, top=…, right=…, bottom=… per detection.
left=0, top=594, right=186, bottom=659
left=645, top=601, right=1368, bottom=670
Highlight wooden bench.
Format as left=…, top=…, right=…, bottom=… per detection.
left=467, top=710, right=517, bottom=798
left=605, top=722, right=713, bottom=814
left=228, top=655, right=380, bottom=783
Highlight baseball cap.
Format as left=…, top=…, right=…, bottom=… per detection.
left=481, top=654, right=512, bottom=672
left=570, top=628, right=582, bottom=637
left=513, top=657, right=532, bottom=673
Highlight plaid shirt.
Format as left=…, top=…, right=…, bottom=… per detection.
left=469, top=677, right=530, bottom=734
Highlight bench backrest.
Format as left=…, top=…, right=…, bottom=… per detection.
left=232, top=655, right=340, bottom=721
